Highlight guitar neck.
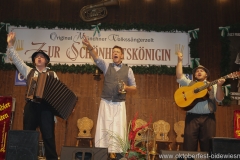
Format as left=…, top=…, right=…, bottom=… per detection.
left=196, top=75, right=229, bottom=92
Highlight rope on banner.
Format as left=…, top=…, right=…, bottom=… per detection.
left=223, top=84, right=231, bottom=96
left=0, top=22, right=10, bottom=64
left=91, top=23, right=101, bottom=37
left=188, top=28, right=199, bottom=39
left=219, top=26, right=230, bottom=37
left=190, top=58, right=200, bottom=68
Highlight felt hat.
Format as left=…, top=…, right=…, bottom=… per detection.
left=31, top=50, right=50, bottom=63
left=192, top=65, right=210, bottom=79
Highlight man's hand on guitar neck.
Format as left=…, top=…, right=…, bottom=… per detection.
left=216, top=78, right=225, bottom=101
left=217, top=78, right=225, bottom=87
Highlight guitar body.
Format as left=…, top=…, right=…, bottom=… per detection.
left=174, top=82, right=208, bottom=108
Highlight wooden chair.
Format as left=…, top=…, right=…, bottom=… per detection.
left=76, top=117, right=94, bottom=147
left=153, top=120, right=172, bottom=151
left=153, top=120, right=170, bottom=141
left=133, top=119, right=148, bottom=142
left=174, top=120, right=185, bottom=151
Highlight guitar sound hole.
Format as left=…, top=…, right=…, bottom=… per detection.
left=194, top=88, right=199, bottom=93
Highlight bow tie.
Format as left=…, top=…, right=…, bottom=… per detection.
left=113, top=63, right=122, bottom=67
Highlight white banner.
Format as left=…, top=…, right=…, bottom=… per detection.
left=7, top=26, right=190, bottom=66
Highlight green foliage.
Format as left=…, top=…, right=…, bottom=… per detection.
left=219, top=36, right=232, bottom=106
left=219, top=26, right=237, bottom=106
left=189, top=37, right=199, bottom=58
left=220, top=36, right=231, bottom=77
left=128, top=150, right=146, bottom=160
left=106, top=123, right=131, bottom=155
left=131, top=65, right=192, bottom=75
left=0, top=30, right=7, bottom=53
left=222, top=95, right=232, bottom=106
left=48, top=63, right=96, bottom=74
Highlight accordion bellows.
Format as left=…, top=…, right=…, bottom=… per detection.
left=27, top=72, right=78, bottom=120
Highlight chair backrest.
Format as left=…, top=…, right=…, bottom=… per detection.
left=133, top=119, right=148, bottom=141
left=153, top=120, right=170, bottom=141
left=174, top=120, right=185, bottom=143
left=77, top=117, right=93, bottom=137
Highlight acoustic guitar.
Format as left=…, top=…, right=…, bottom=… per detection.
left=174, top=72, right=240, bottom=108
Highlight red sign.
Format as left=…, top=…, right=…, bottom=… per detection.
left=234, top=110, right=240, bottom=139
left=0, top=97, right=12, bottom=160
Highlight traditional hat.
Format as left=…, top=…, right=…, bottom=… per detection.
left=192, top=65, right=210, bottom=79
left=31, top=50, right=50, bottom=63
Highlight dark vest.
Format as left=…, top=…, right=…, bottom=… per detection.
left=25, top=69, right=54, bottom=100
left=188, top=81, right=217, bottom=112
left=101, top=63, right=129, bottom=102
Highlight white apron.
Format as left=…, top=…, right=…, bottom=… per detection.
left=95, top=99, right=127, bottom=153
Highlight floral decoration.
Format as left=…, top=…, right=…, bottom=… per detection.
left=107, top=112, right=152, bottom=160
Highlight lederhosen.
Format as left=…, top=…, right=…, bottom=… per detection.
left=183, top=81, right=216, bottom=152
left=24, top=69, right=58, bottom=160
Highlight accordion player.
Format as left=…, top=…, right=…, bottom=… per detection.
left=26, top=72, right=78, bottom=120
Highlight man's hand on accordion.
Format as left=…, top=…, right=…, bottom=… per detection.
left=72, top=108, right=75, bottom=113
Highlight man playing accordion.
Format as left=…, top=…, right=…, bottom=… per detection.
left=7, top=32, right=58, bottom=160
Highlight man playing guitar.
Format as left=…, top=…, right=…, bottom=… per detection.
left=176, top=51, right=225, bottom=152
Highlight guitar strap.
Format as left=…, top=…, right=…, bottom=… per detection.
left=188, top=81, right=216, bottom=112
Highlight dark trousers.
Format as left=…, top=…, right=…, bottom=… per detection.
left=23, top=101, right=58, bottom=160
left=183, top=113, right=216, bottom=152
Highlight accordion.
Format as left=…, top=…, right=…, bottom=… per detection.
left=26, top=72, right=78, bottom=120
